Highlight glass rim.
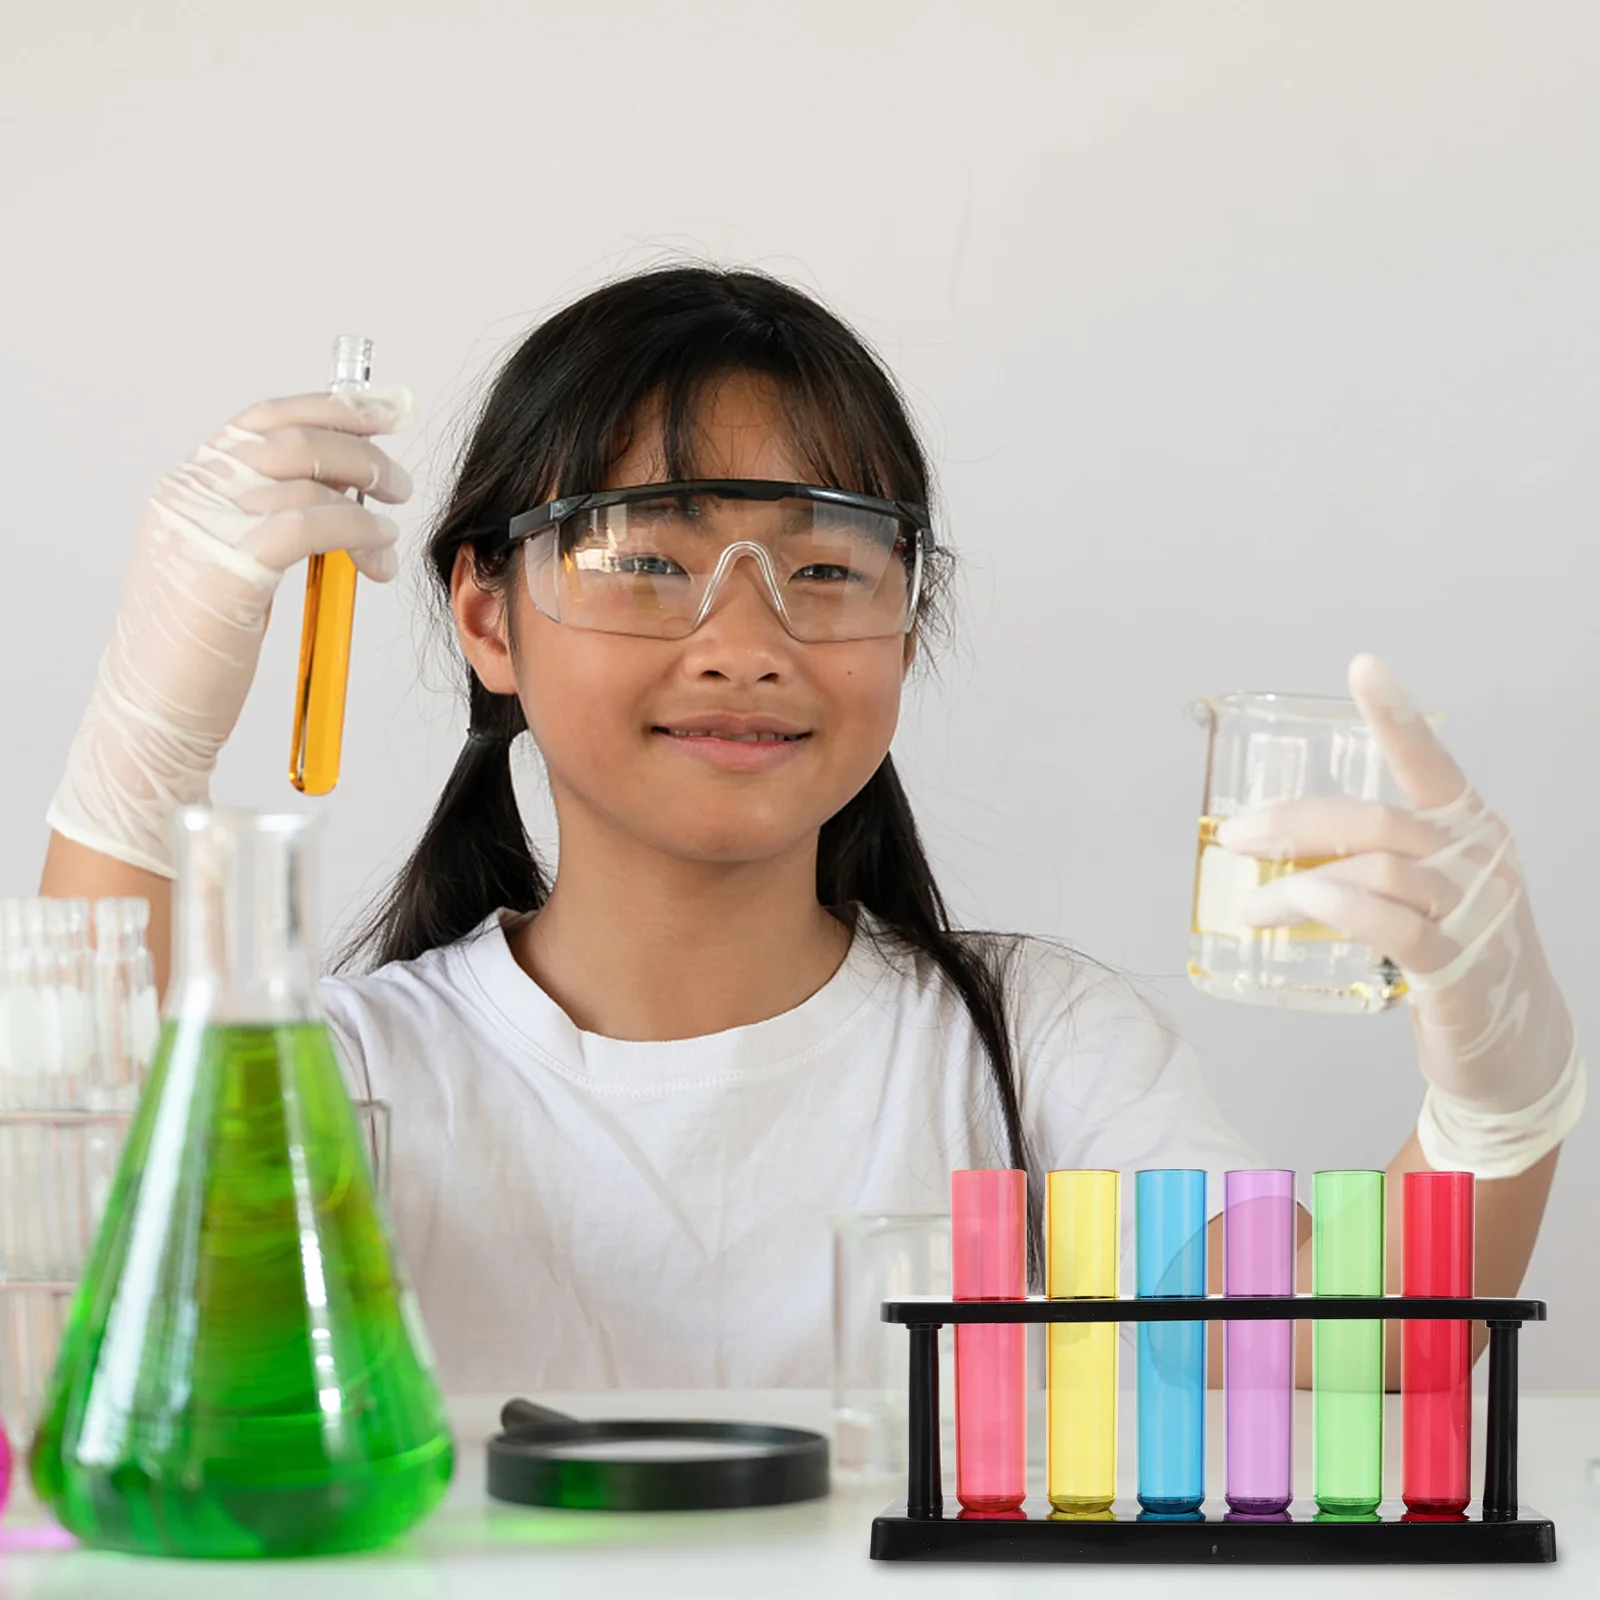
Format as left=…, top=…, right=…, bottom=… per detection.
left=828, top=1209, right=950, bottom=1228
left=1195, top=690, right=1441, bottom=724
left=0, top=1098, right=389, bottom=1126
left=177, top=807, right=322, bottom=836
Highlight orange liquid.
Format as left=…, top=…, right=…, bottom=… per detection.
left=289, top=551, right=358, bottom=795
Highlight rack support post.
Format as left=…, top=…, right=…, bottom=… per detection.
left=907, top=1323, right=942, bottom=1519
left=1482, top=1319, right=1520, bottom=1520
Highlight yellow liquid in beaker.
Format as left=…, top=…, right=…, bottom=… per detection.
left=1190, top=816, right=1343, bottom=942
left=1187, top=817, right=1408, bottom=1011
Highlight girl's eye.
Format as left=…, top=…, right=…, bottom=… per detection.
left=616, top=552, right=687, bottom=578
left=792, top=563, right=863, bottom=585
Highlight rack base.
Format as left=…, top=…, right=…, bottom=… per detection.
left=869, top=1498, right=1556, bottom=1563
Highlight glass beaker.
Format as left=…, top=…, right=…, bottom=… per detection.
left=1189, top=692, right=1410, bottom=1014
left=29, top=809, right=453, bottom=1558
left=830, top=1212, right=952, bottom=1479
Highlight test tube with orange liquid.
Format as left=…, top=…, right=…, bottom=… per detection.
left=289, top=335, right=372, bottom=795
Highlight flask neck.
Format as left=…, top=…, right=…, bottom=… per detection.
left=169, top=811, right=322, bottom=1025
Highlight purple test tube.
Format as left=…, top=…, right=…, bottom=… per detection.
left=1225, top=1170, right=1296, bottom=1513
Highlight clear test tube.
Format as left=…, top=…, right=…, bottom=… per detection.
left=1045, top=1170, right=1119, bottom=1514
left=1402, top=1170, right=1474, bottom=1515
left=289, top=335, right=373, bottom=795
left=1313, top=1170, right=1385, bottom=1515
left=1136, top=1169, right=1207, bottom=1514
left=951, top=1168, right=1027, bottom=1513
left=1224, top=1169, right=1296, bottom=1514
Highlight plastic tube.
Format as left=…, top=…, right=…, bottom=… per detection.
left=1224, top=1169, right=1296, bottom=1514
left=289, top=335, right=372, bottom=795
left=1136, top=1169, right=1206, bottom=1514
left=1313, top=1170, right=1385, bottom=1515
left=951, top=1169, right=1027, bottom=1513
left=1402, top=1170, right=1474, bottom=1515
left=1046, top=1170, right=1119, bottom=1513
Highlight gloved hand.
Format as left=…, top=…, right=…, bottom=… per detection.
left=1215, top=654, right=1584, bottom=1179
left=48, top=386, right=415, bottom=877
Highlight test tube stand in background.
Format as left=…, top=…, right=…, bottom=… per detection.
left=1403, top=1170, right=1474, bottom=1515
left=951, top=1169, right=1026, bottom=1514
left=1045, top=1171, right=1118, bottom=1515
left=1136, top=1169, right=1206, bottom=1515
left=1224, top=1169, right=1295, bottom=1515
left=1313, top=1170, right=1385, bottom=1517
left=289, top=335, right=372, bottom=796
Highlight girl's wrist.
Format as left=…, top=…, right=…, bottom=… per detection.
left=1416, top=1044, right=1586, bottom=1179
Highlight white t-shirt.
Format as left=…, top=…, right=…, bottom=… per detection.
left=320, top=912, right=1259, bottom=1392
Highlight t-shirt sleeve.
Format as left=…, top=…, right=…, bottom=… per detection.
left=1009, top=938, right=1264, bottom=1196
left=318, top=975, right=377, bottom=1104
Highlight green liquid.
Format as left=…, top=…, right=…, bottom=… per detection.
left=30, top=1021, right=453, bottom=1558
left=1312, top=1319, right=1384, bottom=1514
left=1312, top=1171, right=1384, bottom=1517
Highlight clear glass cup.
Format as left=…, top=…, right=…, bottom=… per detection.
left=1189, top=691, right=1414, bottom=1014
left=830, top=1211, right=952, bottom=1479
left=0, top=1101, right=390, bottom=1441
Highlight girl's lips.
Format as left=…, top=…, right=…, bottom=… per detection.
left=652, top=727, right=812, bottom=772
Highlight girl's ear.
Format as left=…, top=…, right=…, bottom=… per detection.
left=451, top=546, right=519, bottom=695
left=902, top=628, right=919, bottom=677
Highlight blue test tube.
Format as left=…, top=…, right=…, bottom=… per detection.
left=1137, top=1169, right=1208, bottom=1514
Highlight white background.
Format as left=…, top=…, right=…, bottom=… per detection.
left=2, top=2, right=1595, bottom=1384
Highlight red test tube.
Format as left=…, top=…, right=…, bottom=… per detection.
left=1402, top=1170, right=1474, bottom=1515
left=952, top=1169, right=1027, bottom=1513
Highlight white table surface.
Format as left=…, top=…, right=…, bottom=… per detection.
left=2, top=1390, right=1596, bottom=1598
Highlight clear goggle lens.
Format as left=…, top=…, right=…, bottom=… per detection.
left=522, top=490, right=923, bottom=642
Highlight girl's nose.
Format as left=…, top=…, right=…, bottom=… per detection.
left=679, top=549, right=793, bottom=682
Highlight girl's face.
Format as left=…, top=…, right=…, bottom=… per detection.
left=454, top=372, right=913, bottom=867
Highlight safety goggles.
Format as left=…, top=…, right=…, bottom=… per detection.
left=506, top=479, right=934, bottom=643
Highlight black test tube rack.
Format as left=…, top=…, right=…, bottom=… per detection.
left=870, top=1295, right=1555, bottom=1564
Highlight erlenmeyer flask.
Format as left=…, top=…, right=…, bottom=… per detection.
left=30, top=809, right=453, bottom=1557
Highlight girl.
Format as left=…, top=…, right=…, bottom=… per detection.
left=42, top=266, right=1580, bottom=1390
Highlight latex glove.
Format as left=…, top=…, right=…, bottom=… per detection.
left=48, top=387, right=415, bottom=877
left=1215, top=654, right=1583, bottom=1179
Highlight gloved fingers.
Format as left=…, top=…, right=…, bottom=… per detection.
left=1241, top=852, right=1460, bottom=924
left=1347, top=654, right=1469, bottom=812
left=223, top=424, right=413, bottom=504
left=240, top=501, right=402, bottom=581
left=1236, top=871, right=1457, bottom=973
left=231, top=385, right=417, bottom=438
left=1215, top=797, right=1444, bottom=862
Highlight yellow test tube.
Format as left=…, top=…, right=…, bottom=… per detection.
left=289, top=335, right=371, bottom=795
left=1046, top=1169, right=1120, bottom=1513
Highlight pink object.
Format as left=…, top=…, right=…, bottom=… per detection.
left=0, top=1419, right=10, bottom=1522
left=952, top=1169, right=1027, bottom=1513
left=1403, top=1171, right=1475, bottom=1516
left=1224, top=1170, right=1296, bottom=1514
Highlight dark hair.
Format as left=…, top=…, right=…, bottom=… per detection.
left=342, top=264, right=1040, bottom=1274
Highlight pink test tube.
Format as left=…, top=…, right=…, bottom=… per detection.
left=1403, top=1171, right=1474, bottom=1516
left=1224, top=1169, right=1296, bottom=1514
left=952, top=1169, right=1027, bottom=1513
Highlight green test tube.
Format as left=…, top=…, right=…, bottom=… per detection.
left=1313, top=1170, right=1385, bottom=1515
